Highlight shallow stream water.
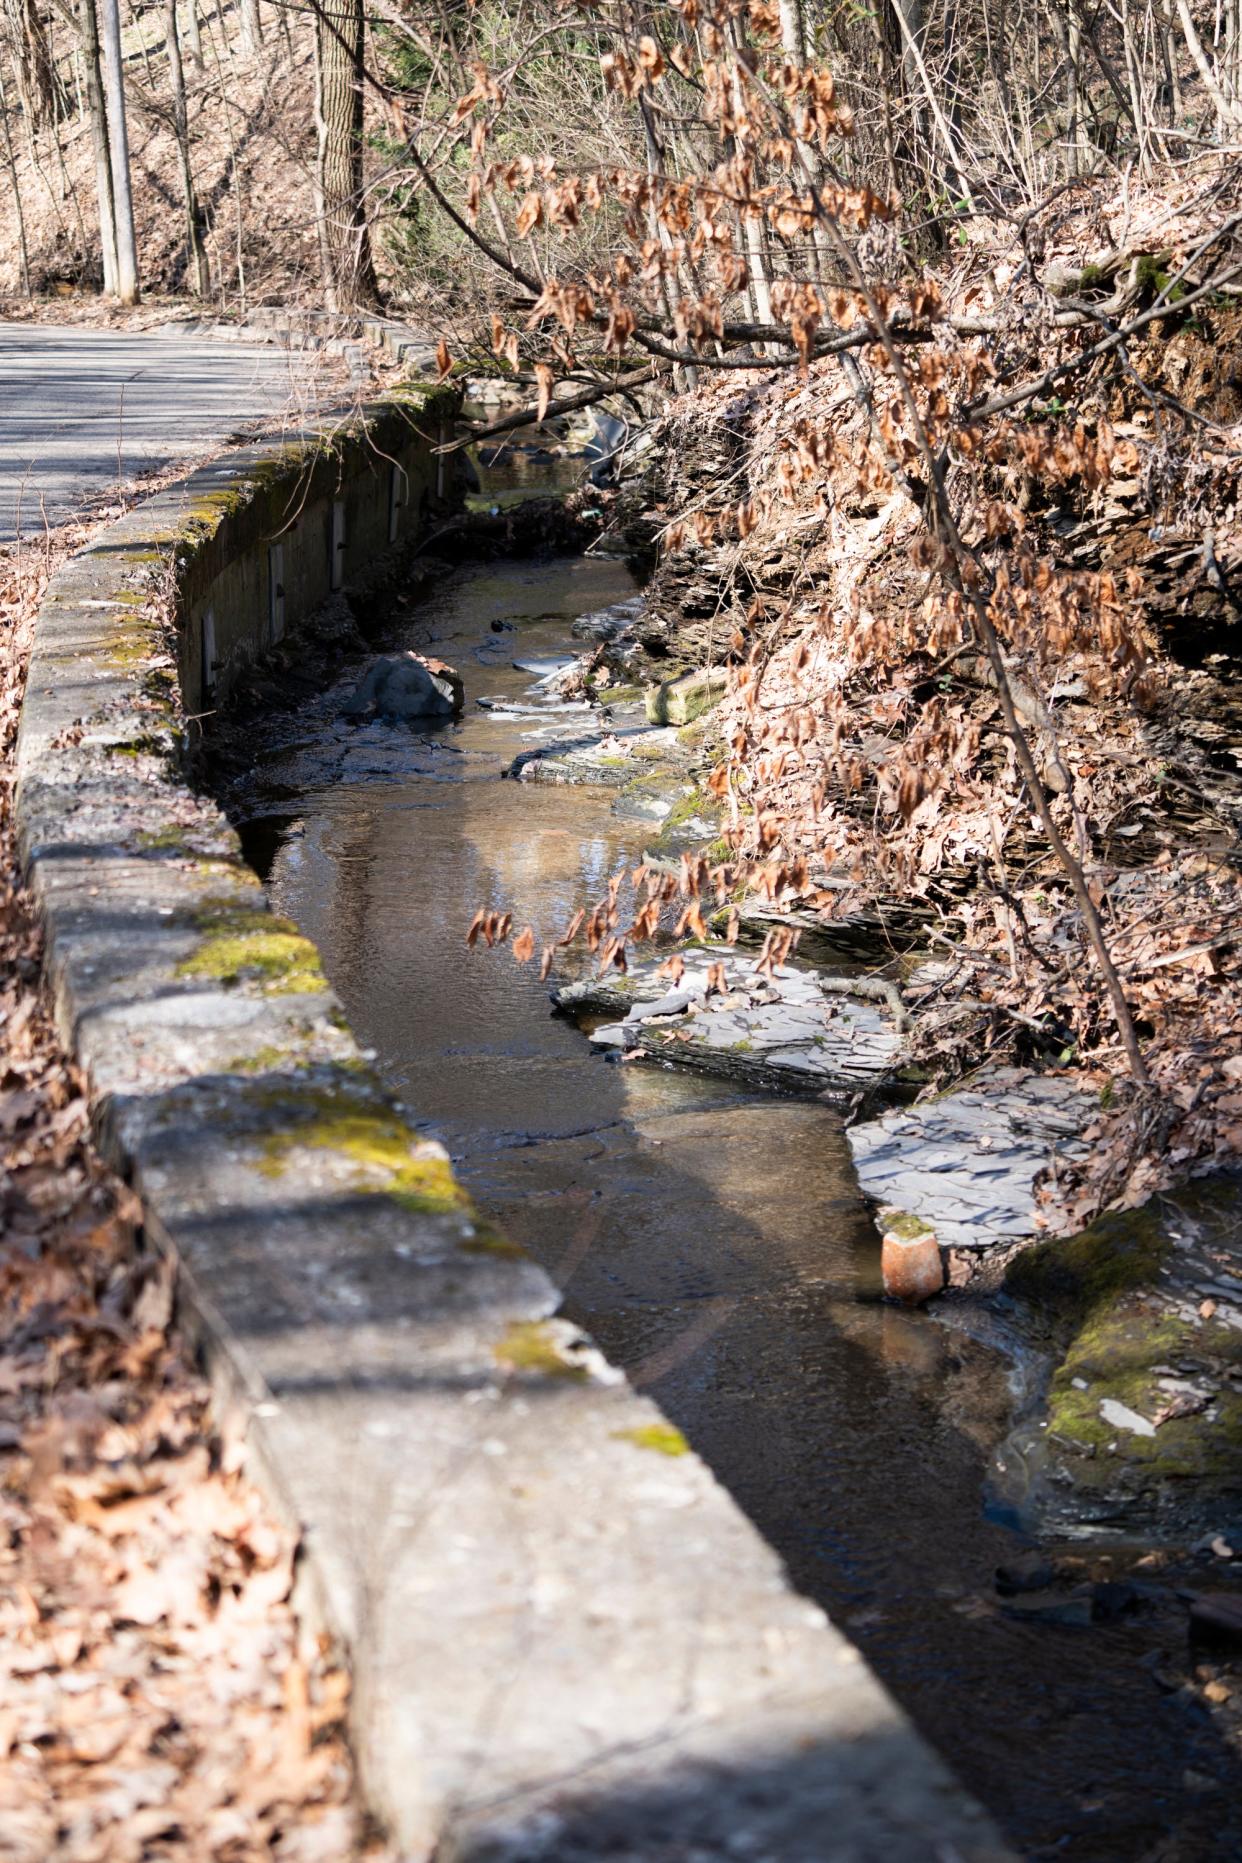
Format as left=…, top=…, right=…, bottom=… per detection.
left=234, top=554, right=1241, bottom=1860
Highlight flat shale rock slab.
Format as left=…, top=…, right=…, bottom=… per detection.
left=557, top=949, right=905, bottom=1101
left=847, top=1068, right=1096, bottom=1251
left=509, top=719, right=686, bottom=787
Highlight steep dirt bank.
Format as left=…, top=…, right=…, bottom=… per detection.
left=488, top=167, right=1242, bottom=1559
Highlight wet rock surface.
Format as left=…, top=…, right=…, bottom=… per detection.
left=508, top=712, right=690, bottom=788
left=995, top=1176, right=1242, bottom=1539
left=556, top=945, right=908, bottom=1103
left=342, top=649, right=463, bottom=719
left=848, top=1068, right=1096, bottom=1252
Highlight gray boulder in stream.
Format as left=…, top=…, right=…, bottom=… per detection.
left=342, top=652, right=463, bottom=722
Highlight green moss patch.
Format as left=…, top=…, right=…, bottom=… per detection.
left=248, top=1072, right=480, bottom=1226
left=613, top=1423, right=689, bottom=1457
left=880, top=1207, right=935, bottom=1241
left=1048, top=1310, right=1242, bottom=1484
left=261, top=1101, right=466, bottom=1216
left=459, top=1228, right=526, bottom=1260
left=494, top=1320, right=587, bottom=1380
left=177, top=901, right=327, bottom=995
left=138, top=824, right=194, bottom=854
left=1005, top=1203, right=1169, bottom=1325
left=1006, top=1197, right=1242, bottom=1498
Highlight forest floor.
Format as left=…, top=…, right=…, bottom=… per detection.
left=0, top=501, right=387, bottom=1860
left=0, top=7, right=320, bottom=308
left=0, top=1, right=429, bottom=314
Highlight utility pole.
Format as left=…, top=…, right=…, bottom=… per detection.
left=98, top=0, right=138, bottom=303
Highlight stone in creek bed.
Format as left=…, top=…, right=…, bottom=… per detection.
left=513, top=653, right=579, bottom=673
left=342, top=651, right=463, bottom=720
left=880, top=1211, right=944, bottom=1306
left=559, top=947, right=906, bottom=1097
left=570, top=596, right=643, bottom=641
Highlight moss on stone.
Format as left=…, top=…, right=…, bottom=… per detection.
left=880, top=1207, right=934, bottom=1240
left=106, top=731, right=173, bottom=759
left=663, top=785, right=710, bottom=831
left=494, top=1320, right=587, bottom=1380
left=459, top=1227, right=526, bottom=1260
left=138, top=824, right=194, bottom=853
left=1005, top=1203, right=1169, bottom=1325
left=1008, top=1195, right=1242, bottom=1494
left=256, top=1082, right=470, bottom=1217
left=1048, top=1308, right=1242, bottom=1482
left=105, top=632, right=157, bottom=672
left=613, top=1423, right=689, bottom=1456
left=226, top=1043, right=310, bottom=1076
left=177, top=900, right=327, bottom=995
left=273, top=1113, right=459, bottom=1211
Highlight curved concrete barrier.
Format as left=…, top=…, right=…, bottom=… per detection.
left=15, top=387, right=1009, bottom=1861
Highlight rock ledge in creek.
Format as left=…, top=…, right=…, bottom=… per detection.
left=847, top=1067, right=1095, bottom=1253
left=555, top=947, right=907, bottom=1103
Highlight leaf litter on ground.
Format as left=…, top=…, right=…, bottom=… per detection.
left=0, top=520, right=391, bottom=1861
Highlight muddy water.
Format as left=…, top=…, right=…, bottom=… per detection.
left=237, top=556, right=1240, bottom=1861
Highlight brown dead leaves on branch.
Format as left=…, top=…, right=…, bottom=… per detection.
left=441, top=4, right=1242, bottom=1211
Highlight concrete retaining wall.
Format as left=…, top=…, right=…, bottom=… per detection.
left=14, top=386, right=1009, bottom=1861
left=168, top=391, right=455, bottom=714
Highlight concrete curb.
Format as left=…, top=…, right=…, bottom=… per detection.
left=159, top=305, right=440, bottom=390
left=15, top=394, right=1011, bottom=1860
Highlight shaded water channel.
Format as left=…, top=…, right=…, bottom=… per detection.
left=234, top=554, right=1240, bottom=1861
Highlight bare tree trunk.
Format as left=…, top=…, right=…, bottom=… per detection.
left=239, top=0, right=261, bottom=52
left=638, top=91, right=696, bottom=390
left=78, top=0, right=117, bottom=293
left=886, top=0, right=974, bottom=205
left=726, top=30, right=773, bottom=339
left=1176, top=0, right=1242, bottom=128
left=6, top=0, right=62, bottom=126
left=312, top=0, right=376, bottom=307
left=182, top=0, right=200, bottom=63
left=165, top=0, right=207, bottom=294
left=98, top=0, right=138, bottom=301
left=778, top=0, right=807, bottom=61
left=1067, top=4, right=1084, bottom=172
left=0, top=58, right=31, bottom=293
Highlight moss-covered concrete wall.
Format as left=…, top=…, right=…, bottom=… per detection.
left=176, top=386, right=460, bottom=712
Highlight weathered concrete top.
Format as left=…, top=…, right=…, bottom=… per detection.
left=15, top=393, right=1009, bottom=1859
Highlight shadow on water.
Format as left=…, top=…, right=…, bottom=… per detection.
left=229, top=554, right=1242, bottom=1861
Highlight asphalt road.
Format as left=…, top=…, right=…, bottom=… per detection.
left=0, top=322, right=327, bottom=542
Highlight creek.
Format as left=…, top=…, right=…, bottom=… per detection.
left=229, top=550, right=1241, bottom=1861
